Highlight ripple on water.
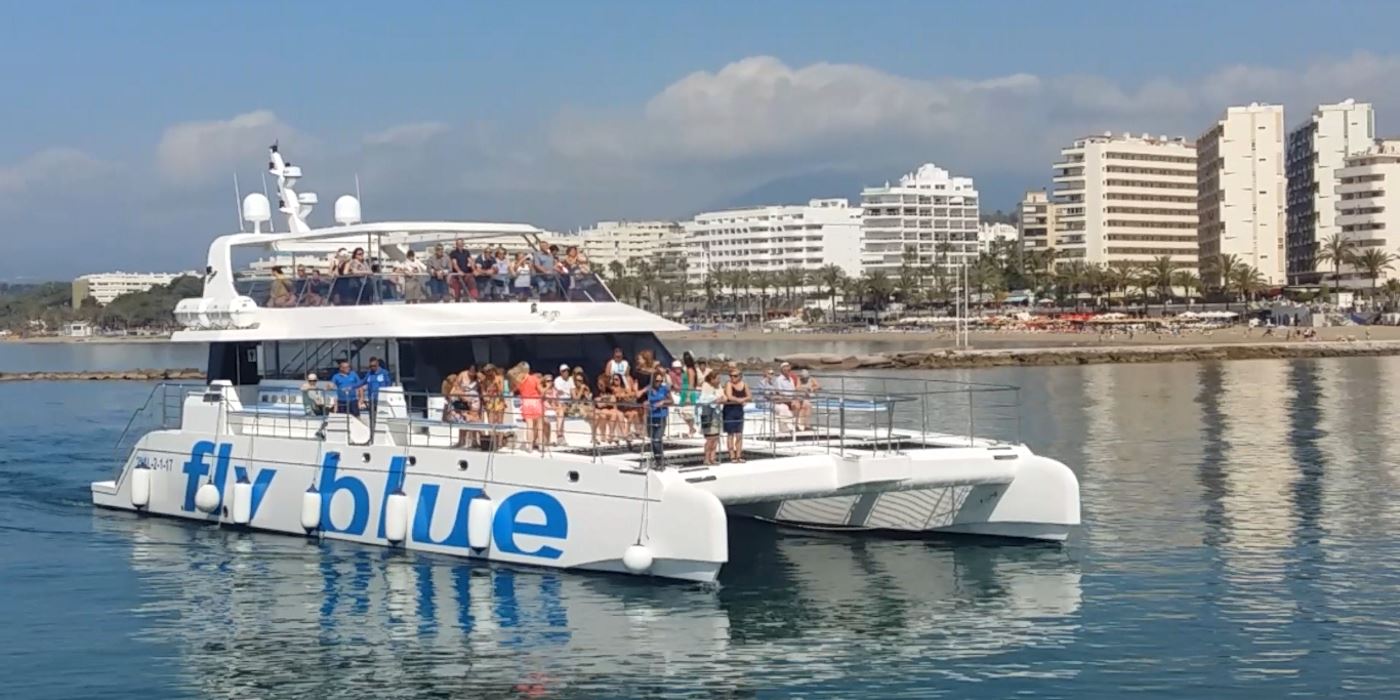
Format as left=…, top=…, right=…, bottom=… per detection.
left=5, top=358, right=1400, bottom=698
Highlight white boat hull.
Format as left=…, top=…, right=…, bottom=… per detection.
left=724, top=450, right=1079, bottom=542
left=93, top=427, right=729, bottom=583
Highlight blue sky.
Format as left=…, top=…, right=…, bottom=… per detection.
left=4, top=0, right=1400, bottom=279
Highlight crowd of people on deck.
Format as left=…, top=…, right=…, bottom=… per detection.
left=262, top=238, right=598, bottom=307
left=298, top=348, right=825, bottom=467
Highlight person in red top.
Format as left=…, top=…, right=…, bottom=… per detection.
left=513, top=362, right=545, bottom=451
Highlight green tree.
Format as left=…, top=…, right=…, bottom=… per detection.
left=816, top=264, right=846, bottom=323
left=1229, top=264, right=1265, bottom=302
left=1146, top=255, right=1177, bottom=301
left=862, top=270, right=895, bottom=311
left=1172, top=269, right=1201, bottom=302
left=1314, top=234, right=1357, bottom=300
left=1351, top=248, right=1394, bottom=295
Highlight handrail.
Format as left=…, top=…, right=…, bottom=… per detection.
left=237, top=270, right=615, bottom=308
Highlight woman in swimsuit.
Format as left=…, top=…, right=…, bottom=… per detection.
left=722, top=368, right=751, bottom=462
left=451, top=366, right=480, bottom=448
left=479, top=364, right=508, bottom=449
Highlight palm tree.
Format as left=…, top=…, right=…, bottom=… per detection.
left=816, top=264, right=846, bottom=323
left=752, top=270, right=775, bottom=320
left=1201, top=253, right=1240, bottom=296
left=701, top=266, right=721, bottom=315
left=729, top=269, right=752, bottom=320
left=1107, top=260, right=1137, bottom=305
left=897, top=247, right=921, bottom=303
left=632, top=259, right=658, bottom=310
left=1384, top=278, right=1400, bottom=310
left=1350, top=248, right=1394, bottom=296
left=862, top=270, right=895, bottom=312
left=1229, top=264, right=1265, bottom=302
left=1054, top=261, right=1088, bottom=307
left=778, top=267, right=806, bottom=309
left=1147, top=255, right=1176, bottom=301
left=973, top=252, right=1004, bottom=305
left=1314, top=234, right=1357, bottom=300
left=1083, top=263, right=1109, bottom=306
left=1172, top=270, right=1201, bottom=302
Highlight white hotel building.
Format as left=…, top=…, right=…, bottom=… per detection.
left=1053, top=133, right=1198, bottom=271
left=573, top=220, right=685, bottom=274
left=72, top=271, right=193, bottom=308
left=683, top=199, right=862, bottom=288
left=1336, top=139, right=1400, bottom=286
left=1196, top=103, right=1286, bottom=285
left=860, top=163, right=979, bottom=280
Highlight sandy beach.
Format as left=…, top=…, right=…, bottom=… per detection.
left=670, top=325, right=1400, bottom=350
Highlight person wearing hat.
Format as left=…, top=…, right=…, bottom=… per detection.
left=300, top=372, right=328, bottom=416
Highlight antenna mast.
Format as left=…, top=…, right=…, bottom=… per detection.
left=233, top=172, right=246, bottom=232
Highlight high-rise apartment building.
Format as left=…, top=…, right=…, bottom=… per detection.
left=683, top=199, right=862, bottom=289
left=1335, top=139, right=1400, bottom=286
left=860, top=163, right=979, bottom=280
left=1017, top=189, right=1057, bottom=251
left=574, top=220, right=685, bottom=276
left=1052, top=133, right=1198, bottom=271
left=1285, top=99, right=1376, bottom=285
left=1196, top=103, right=1286, bottom=285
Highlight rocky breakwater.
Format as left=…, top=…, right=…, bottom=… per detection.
left=779, top=340, right=1400, bottom=371
left=0, top=368, right=204, bottom=382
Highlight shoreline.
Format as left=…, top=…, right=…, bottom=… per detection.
left=0, top=369, right=203, bottom=382
left=4, top=340, right=1400, bottom=379
left=777, top=339, right=1400, bottom=370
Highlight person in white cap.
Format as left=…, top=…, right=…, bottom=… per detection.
left=300, top=372, right=327, bottom=416
left=553, top=364, right=575, bottom=443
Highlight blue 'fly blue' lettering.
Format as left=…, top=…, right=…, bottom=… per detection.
left=493, top=491, right=569, bottom=559
left=180, top=441, right=277, bottom=520
left=319, top=451, right=370, bottom=535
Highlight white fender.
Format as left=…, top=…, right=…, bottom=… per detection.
left=231, top=479, right=252, bottom=525
left=129, top=466, right=151, bottom=508
left=300, top=487, right=321, bottom=531
left=194, top=482, right=221, bottom=514
left=467, top=495, right=495, bottom=550
left=383, top=491, right=409, bottom=543
left=622, top=544, right=654, bottom=574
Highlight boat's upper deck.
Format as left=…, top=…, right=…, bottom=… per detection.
left=173, top=222, right=685, bottom=342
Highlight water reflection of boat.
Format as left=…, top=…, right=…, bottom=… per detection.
left=99, top=514, right=1081, bottom=695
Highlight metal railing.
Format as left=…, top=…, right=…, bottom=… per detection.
left=114, top=373, right=1024, bottom=476
left=235, top=270, right=615, bottom=308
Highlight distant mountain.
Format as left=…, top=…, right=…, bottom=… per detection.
left=700, top=170, right=870, bottom=213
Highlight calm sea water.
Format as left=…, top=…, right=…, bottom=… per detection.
left=3, top=347, right=1400, bottom=698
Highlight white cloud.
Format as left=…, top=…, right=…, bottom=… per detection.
left=363, top=121, right=450, bottom=147
left=156, top=109, right=297, bottom=185
left=549, top=53, right=1400, bottom=175
left=0, top=147, right=116, bottom=204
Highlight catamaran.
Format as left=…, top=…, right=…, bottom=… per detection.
left=91, top=145, right=1080, bottom=583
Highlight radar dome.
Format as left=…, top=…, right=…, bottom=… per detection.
left=242, top=193, right=271, bottom=224
left=334, top=195, right=362, bottom=225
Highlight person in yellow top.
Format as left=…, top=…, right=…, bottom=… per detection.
left=269, top=265, right=295, bottom=307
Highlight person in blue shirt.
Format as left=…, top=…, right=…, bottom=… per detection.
left=530, top=241, right=558, bottom=299
left=646, top=370, right=672, bottom=466
left=362, top=356, right=392, bottom=416
left=330, top=360, right=364, bottom=417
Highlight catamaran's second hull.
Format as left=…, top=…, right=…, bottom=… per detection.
left=724, top=449, right=1080, bottom=542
